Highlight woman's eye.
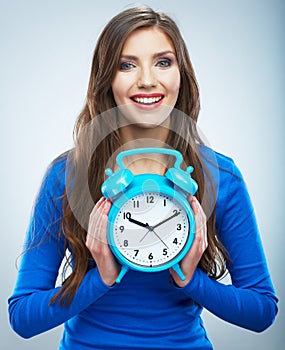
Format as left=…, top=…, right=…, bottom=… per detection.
left=156, top=58, right=172, bottom=68
left=119, top=62, right=135, bottom=71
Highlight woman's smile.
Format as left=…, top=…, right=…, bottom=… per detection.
left=111, top=27, right=181, bottom=127
left=130, top=93, right=165, bottom=109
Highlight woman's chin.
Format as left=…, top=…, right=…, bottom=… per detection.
left=117, top=103, right=173, bottom=129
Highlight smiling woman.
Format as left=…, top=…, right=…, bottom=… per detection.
left=8, top=5, right=278, bottom=350
left=112, top=27, right=180, bottom=130
left=113, top=28, right=180, bottom=106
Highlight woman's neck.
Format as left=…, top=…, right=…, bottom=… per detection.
left=116, top=123, right=172, bottom=175
left=119, top=124, right=170, bottom=146
left=123, top=154, right=170, bottom=175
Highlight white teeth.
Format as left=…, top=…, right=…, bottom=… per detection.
left=133, top=96, right=163, bottom=104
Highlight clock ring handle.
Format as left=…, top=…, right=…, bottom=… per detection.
left=116, top=147, right=187, bottom=171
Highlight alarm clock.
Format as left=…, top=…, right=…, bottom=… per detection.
left=101, top=148, right=198, bottom=283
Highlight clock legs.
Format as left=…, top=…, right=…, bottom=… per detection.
left=116, top=265, right=129, bottom=283
left=115, top=263, right=186, bottom=283
left=172, top=263, right=186, bottom=281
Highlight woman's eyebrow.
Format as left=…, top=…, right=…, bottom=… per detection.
left=120, top=54, right=137, bottom=61
left=120, top=50, right=176, bottom=61
left=153, top=50, right=176, bottom=58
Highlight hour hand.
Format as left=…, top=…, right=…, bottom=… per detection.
left=128, top=216, right=149, bottom=228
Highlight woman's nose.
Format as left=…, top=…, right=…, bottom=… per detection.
left=137, top=67, right=157, bottom=88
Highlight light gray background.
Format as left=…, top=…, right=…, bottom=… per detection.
left=1, top=0, right=284, bottom=349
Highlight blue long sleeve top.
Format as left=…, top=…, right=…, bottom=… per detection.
left=8, top=149, right=278, bottom=349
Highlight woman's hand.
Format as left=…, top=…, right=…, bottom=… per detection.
left=86, top=197, right=120, bottom=286
left=170, top=195, right=208, bottom=287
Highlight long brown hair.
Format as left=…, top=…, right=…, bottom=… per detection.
left=51, top=6, right=228, bottom=306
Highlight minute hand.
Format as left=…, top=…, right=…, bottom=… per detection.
left=152, top=211, right=180, bottom=230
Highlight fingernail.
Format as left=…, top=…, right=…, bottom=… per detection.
left=104, top=199, right=110, bottom=209
left=191, top=197, right=198, bottom=213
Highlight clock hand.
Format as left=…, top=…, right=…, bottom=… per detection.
left=151, top=229, right=169, bottom=249
left=139, top=228, right=152, bottom=243
left=139, top=226, right=169, bottom=248
left=139, top=211, right=180, bottom=244
left=128, top=216, right=149, bottom=228
left=152, top=211, right=180, bottom=230
left=127, top=215, right=167, bottom=248
left=139, top=211, right=180, bottom=248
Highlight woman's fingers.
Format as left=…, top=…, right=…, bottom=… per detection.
left=170, top=196, right=208, bottom=287
left=86, top=198, right=120, bottom=286
left=190, top=195, right=208, bottom=248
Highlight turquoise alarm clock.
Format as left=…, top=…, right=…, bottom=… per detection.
left=101, top=148, right=198, bottom=283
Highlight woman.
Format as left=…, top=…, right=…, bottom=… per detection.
left=8, top=6, right=278, bottom=350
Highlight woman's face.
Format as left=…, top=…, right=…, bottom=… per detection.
left=111, top=27, right=181, bottom=128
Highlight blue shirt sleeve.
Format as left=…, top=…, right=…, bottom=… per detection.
left=8, top=152, right=278, bottom=341
left=8, top=156, right=113, bottom=338
left=179, top=157, right=278, bottom=332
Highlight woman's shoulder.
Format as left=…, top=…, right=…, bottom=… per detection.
left=48, top=150, right=70, bottom=174
left=39, top=150, right=73, bottom=197
left=198, top=144, right=242, bottom=179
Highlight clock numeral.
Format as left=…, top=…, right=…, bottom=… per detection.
left=146, top=195, right=154, bottom=204
left=123, top=240, right=129, bottom=247
left=134, top=249, right=139, bottom=257
left=173, top=209, right=178, bottom=215
left=177, top=224, right=182, bottom=231
left=133, top=200, right=140, bottom=208
left=119, top=225, right=124, bottom=232
left=148, top=253, right=154, bottom=260
left=163, top=199, right=167, bottom=207
left=123, top=212, right=131, bottom=220
left=173, top=237, right=178, bottom=245
left=162, top=248, right=168, bottom=256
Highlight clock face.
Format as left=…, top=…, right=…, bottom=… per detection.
left=112, top=192, right=190, bottom=268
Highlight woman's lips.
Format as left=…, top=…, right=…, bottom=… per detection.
left=130, top=93, right=164, bottom=105
left=130, top=93, right=165, bottom=109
